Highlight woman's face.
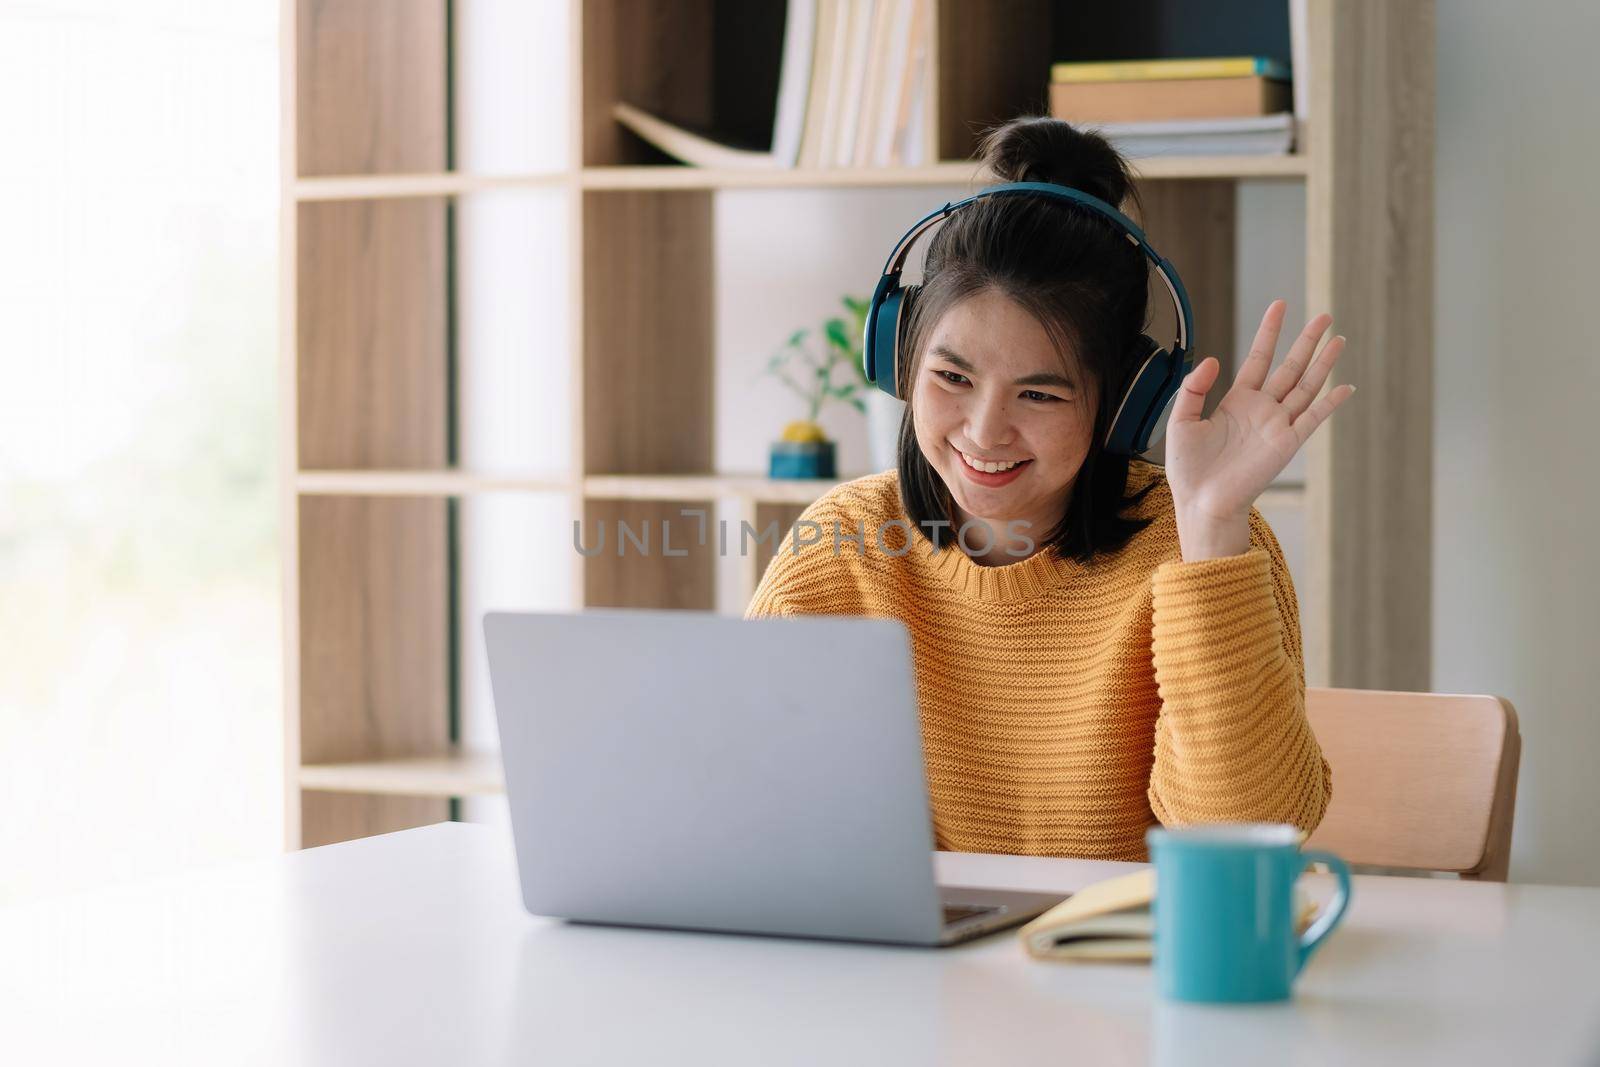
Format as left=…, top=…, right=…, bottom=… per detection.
left=910, top=288, right=1097, bottom=548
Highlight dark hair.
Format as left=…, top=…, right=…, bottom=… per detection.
left=895, top=115, right=1159, bottom=564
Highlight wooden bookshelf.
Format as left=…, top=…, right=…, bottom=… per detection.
left=299, top=750, right=505, bottom=798
left=581, top=155, right=1310, bottom=189
left=584, top=473, right=844, bottom=505
left=282, top=0, right=1433, bottom=845
left=296, top=470, right=573, bottom=496
left=295, top=156, right=1310, bottom=203
left=294, top=171, right=570, bottom=201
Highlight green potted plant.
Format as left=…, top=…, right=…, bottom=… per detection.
left=762, top=295, right=903, bottom=478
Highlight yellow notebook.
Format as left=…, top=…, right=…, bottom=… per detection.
left=1050, top=56, right=1290, bottom=84
left=1018, top=869, right=1318, bottom=963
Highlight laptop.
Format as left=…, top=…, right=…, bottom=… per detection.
left=483, top=608, right=1066, bottom=947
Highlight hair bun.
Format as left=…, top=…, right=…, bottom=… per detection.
left=977, top=115, right=1135, bottom=210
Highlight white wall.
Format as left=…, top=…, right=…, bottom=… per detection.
left=1235, top=181, right=1311, bottom=647
left=1434, top=1, right=1600, bottom=886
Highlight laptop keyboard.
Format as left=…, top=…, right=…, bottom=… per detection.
left=942, top=903, right=1001, bottom=925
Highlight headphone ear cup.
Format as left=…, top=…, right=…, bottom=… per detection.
left=1105, top=333, right=1184, bottom=455
left=891, top=283, right=920, bottom=398
left=867, top=288, right=898, bottom=393
left=869, top=284, right=917, bottom=399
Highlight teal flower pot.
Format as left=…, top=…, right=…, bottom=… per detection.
left=769, top=440, right=836, bottom=479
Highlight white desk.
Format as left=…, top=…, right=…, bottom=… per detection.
left=3, top=823, right=1597, bottom=1066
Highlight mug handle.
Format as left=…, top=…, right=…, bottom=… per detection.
left=1295, top=850, right=1352, bottom=974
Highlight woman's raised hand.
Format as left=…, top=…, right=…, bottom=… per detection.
left=1161, top=300, right=1356, bottom=561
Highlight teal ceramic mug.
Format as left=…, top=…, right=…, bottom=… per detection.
left=1145, top=823, right=1352, bottom=1003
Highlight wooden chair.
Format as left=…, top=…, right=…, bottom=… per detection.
left=1303, top=687, right=1522, bottom=881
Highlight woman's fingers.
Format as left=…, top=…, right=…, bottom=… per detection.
left=1234, top=300, right=1288, bottom=391
left=1281, top=334, right=1346, bottom=420
left=1169, top=355, right=1221, bottom=425
left=1291, top=382, right=1357, bottom=445
left=1263, top=312, right=1335, bottom=402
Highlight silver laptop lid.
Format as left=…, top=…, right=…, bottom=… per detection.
left=484, top=609, right=946, bottom=944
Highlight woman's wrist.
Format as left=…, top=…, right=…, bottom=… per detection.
left=1174, top=506, right=1252, bottom=563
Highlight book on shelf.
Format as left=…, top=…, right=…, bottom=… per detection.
left=612, top=0, right=934, bottom=171
left=769, top=0, right=819, bottom=165
left=1083, top=113, right=1297, bottom=157
left=831, top=0, right=873, bottom=167
left=1051, top=75, right=1292, bottom=123
left=886, top=0, right=931, bottom=167
left=868, top=0, right=917, bottom=166
left=1018, top=868, right=1319, bottom=963
left=798, top=0, right=842, bottom=167
left=853, top=0, right=902, bottom=166
left=817, top=0, right=933, bottom=168
left=1050, top=55, right=1291, bottom=83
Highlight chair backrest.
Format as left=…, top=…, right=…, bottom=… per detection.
left=1303, top=687, right=1521, bottom=880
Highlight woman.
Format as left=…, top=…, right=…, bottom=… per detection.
left=745, top=116, right=1354, bottom=861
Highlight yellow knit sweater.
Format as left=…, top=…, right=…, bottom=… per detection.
left=744, top=459, right=1331, bottom=861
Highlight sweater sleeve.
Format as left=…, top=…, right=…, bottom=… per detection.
left=1146, top=508, right=1332, bottom=833
left=744, top=548, right=798, bottom=619
left=742, top=498, right=840, bottom=620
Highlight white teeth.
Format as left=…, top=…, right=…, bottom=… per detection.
left=961, top=451, right=1022, bottom=474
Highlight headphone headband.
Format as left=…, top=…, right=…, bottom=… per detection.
left=874, top=181, right=1193, bottom=358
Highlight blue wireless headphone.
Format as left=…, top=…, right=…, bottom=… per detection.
left=861, top=181, right=1195, bottom=456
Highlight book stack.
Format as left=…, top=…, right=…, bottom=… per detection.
left=612, top=0, right=936, bottom=171
left=1048, top=55, right=1297, bottom=157
left=1051, top=56, right=1292, bottom=123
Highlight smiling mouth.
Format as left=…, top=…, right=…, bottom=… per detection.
left=958, top=449, right=1031, bottom=475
